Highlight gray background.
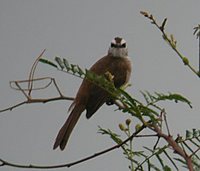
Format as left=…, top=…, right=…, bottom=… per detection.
left=0, top=1, right=199, bottom=171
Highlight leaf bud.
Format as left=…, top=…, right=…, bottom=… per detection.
left=125, top=119, right=131, bottom=126
left=119, top=123, right=125, bottom=131
left=135, top=124, right=142, bottom=132
left=182, top=57, right=189, bottom=65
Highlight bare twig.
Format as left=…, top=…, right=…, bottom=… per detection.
left=28, top=49, right=46, bottom=96
left=0, top=96, right=74, bottom=113
left=1, top=76, right=74, bottom=113
left=0, top=101, right=27, bottom=112
left=10, top=77, right=53, bottom=91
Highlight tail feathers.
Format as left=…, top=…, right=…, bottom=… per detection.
left=53, top=105, right=85, bottom=150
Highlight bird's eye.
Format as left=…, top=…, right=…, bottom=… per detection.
left=121, top=43, right=126, bottom=48
left=111, top=43, right=115, bottom=47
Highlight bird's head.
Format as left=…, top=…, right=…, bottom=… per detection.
left=108, top=37, right=128, bottom=58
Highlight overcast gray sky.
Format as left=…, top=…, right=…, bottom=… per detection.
left=0, top=1, right=200, bottom=171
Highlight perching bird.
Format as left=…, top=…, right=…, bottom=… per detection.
left=53, top=37, right=132, bottom=150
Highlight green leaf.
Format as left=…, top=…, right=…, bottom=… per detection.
left=77, top=66, right=85, bottom=76
left=186, top=130, right=193, bottom=139
left=193, top=129, right=200, bottom=137
left=156, top=92, right=192, bottom=108
left=174, top=157, right=187, bottom=167
left=63, top=58, right=70, bottom=71
left=182, top=57, right=189, bottom=65
left=155, top=152, right=164, bottom=168
left=140, top=91, right=151, bottom=104
left=39, top=58, right=58, bottom=68
left=98, top=126, right=124, bottom=145
left=55, top=56, right=65, bottom=69
left=163, top=165, right=172, bottom=171
left=140, top=91, right=192, bottom=108
left=119, top=88, right=138, bottom=106
left=139, top=105, right=159, bottom=119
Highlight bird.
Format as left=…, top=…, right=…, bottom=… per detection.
left=53, top=37, right=132, bottom=150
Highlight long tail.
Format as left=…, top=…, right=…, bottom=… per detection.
left=53, top=104, right=85, bottom=150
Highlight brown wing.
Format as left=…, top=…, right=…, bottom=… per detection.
left=75, top=55, right=132, bottom=119
left=85, top=85, right=108, bottom=118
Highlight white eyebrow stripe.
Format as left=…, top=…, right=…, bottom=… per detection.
left=111, top=39, right=116, bottom=44
left=121, top=39, right=126, bottom=44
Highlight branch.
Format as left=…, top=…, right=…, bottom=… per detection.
left=0, top=124, right=146, bottom=169
left=0, top=96, right=74, bottom=113
left=0, top=76, right=75, bottom=113
left=140, top=11, right=200, bottom=77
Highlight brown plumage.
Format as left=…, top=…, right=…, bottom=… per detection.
left=53, top=37, right=132, bottom=150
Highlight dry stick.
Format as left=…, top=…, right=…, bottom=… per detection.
left=0, top=101, right=27, bottom=112
left=28, top=49, right=46, bottom=96
left=52, top=78, right=65, bottom=97
left=10, top=77, right=53, bottom=91
left=0, top=124, right=146, bottom=169
left=15, top=82, right=30, bottom=99
left=0, top=96, right=74, bottom=113
left=1, top=77, right=71, bottom=113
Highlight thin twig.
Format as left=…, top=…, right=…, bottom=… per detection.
left=0, top=96, right=74, bottom=113
left=0, top=101, right=27, bottom=112
left=15, top=81, right=30, bottom=99
left=28, top=49, right=46, bottom=95
left=10, top=77, right=53, bottom=91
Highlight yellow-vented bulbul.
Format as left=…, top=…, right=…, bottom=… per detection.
left=53, top=37, right=132, bottom=150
